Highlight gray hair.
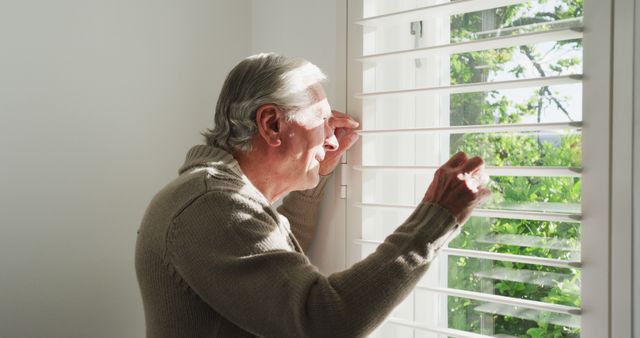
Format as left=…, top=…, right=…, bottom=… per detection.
left=202, top=53, right=327, bottom=152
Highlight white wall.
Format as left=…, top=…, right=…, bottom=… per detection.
left=251, top=0, right=345, bottom=108
left=251, top=0, right=347, bottom=274
left=0, top=1, right=251, bottom=337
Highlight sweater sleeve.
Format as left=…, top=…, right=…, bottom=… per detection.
left=276, top=175, right=331, bottom=252
left=168, top=189, right=457, bottom=338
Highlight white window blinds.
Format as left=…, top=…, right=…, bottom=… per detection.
left=346, top=0, right=588, bottom=337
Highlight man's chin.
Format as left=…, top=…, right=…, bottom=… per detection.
left=309, top=173, right=321, bottom=189
left=298, top=172, right=320, bottom=191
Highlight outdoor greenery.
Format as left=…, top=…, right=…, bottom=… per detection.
left=444, top=1, right=583, bottom=337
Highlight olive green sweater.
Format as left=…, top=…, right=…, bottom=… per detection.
left=135, top=145, right=457, bottom=338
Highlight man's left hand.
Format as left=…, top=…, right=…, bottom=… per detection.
left=319, top=111, right=359, bottom=176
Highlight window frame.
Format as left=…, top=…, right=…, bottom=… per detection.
left=609, top=0, right=635, bottom=337
left=342, top=0, right=636, bottom=337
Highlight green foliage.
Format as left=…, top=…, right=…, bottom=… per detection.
left=446, top=1, right=583, bottom=336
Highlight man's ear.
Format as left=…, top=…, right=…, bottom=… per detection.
left=255, top=104, right=282, bottom=147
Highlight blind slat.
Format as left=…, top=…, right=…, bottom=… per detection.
left=442, top=247, right=581, bottom=269
left=474, top=302, right=580, bottom=328
left=358, top=121, right=582, bottom=136
left=357, top=0, right=529, bottom=27
left=354, top=240, right=581, bottom=268
left=357, top=74, right=582, bottom=99
left=355, top=202, right=582, bottom=222
left=352, top=165, right=582, bottom=177
left=473, top=208, right=581, bottom=222
left=475, top=267, right=575, bottom=288
left=385, top=318, right=495, bottom=338
left=477, top=233, right=580, bottom=252
left=417, top=286, right=582, bottom=315
left=359, top=26, right=583, bottom=62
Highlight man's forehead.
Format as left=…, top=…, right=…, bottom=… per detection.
left=318, top=100, right=332, bottom=118
left=307, top=84, right=331, bottom=117
left=310, top=96, right=331, bottom=117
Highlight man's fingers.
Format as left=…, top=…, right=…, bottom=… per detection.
left=338, top=130, right=359, bottom=149
left=474, top=187, right=492, bottom=206
left=461, top=156, right=484, bottom=173
left=330, top=116, right=359, bottom=129
left=327, top=130, right=358, bottom=158
left=445, top=151, right=468, bottom=168
left=330, top=111, right=359, bottom=129
left=477, top=187, right=492, bottom=200
left=345, top=130, right=359, bottom=146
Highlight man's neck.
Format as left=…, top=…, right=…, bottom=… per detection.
left=233, top=149, right=291, bottom=204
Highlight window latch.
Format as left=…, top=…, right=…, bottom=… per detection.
left=410, top=20, right=423, bottom=68
left=339, top=162, right=348, bottom=199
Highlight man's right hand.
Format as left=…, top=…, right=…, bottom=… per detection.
left=422, top=152, right=491, bottom=225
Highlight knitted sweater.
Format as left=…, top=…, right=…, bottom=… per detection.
left=135, top=145, right=458, bottom=338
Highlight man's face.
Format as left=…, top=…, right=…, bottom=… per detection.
left=279, top=84, right=338, bottom=191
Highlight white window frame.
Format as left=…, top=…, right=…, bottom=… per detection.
left=610, top=0, right=635, bottom=337
left=342, top=0, right=636, bottom=337
left=634, top=1, right=640, bottom=335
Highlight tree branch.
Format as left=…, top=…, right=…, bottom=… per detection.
left=521, top=46, right=574, bottom=122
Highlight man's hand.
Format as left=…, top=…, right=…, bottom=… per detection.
left=319, top=111, right=359, bottom=176
left=423, top=152, right=491, bottom=224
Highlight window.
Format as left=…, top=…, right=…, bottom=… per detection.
left=344, top=0, right=615, bottom=337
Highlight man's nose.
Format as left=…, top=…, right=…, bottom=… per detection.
left=324, top=123, right=339, bottom=152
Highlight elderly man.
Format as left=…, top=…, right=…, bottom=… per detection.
left=135, top=53, right=490, bottom=338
